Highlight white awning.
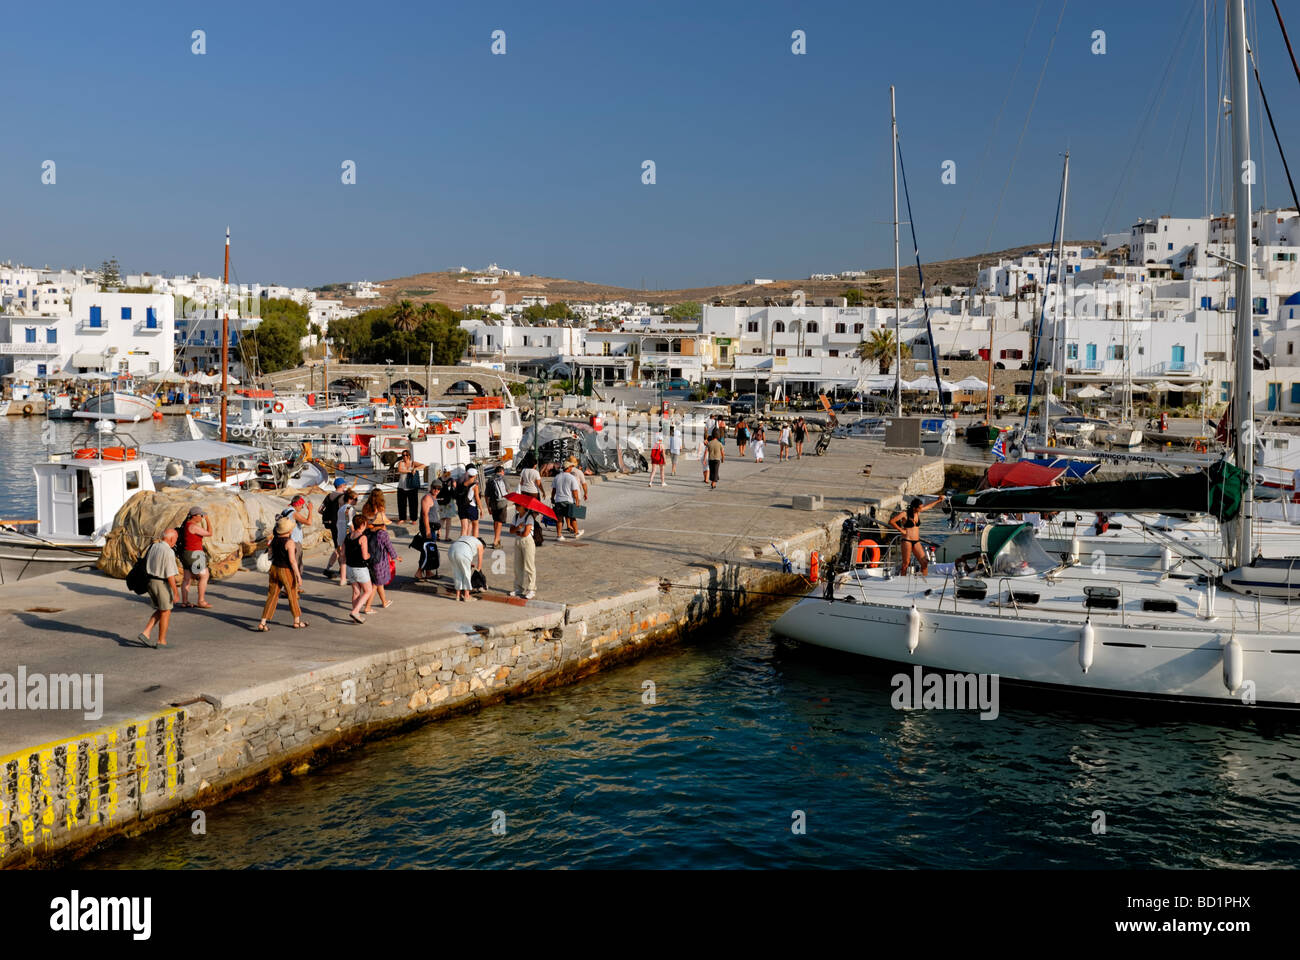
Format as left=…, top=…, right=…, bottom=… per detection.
left=69, top=353, right=106, bottom=368
left=138, top=439, right=262, bottom=462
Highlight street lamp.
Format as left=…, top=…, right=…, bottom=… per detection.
left=527, top=370, right=550, bottom=466
left=384, top=359, right=394, bottom=400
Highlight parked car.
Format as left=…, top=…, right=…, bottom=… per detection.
left=664, top=377, right=691, bottom=390
left=729, top=393, right=763, bottom=414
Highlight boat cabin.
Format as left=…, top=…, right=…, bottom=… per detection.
left=35, top=452, right=154, bottom=542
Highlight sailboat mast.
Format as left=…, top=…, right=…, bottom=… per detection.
left=220, top=227, right=230, bottom=483
left=1229, top=0, right=1255, bottom=564
left=984, top=291, right=995, bottom=422
left=1045, top=153, right=1069, bottom=441
left=891, top=85, right=902, bottom=416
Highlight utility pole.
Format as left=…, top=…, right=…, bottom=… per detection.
left=220, top=228, right=230, bottom=482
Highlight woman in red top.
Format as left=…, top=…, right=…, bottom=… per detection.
left=180, top=506, right=214, bottom=608
left=647, top=434, right=666, bottom=487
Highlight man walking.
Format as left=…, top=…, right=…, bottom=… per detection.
left=321, top=478, right=348, bottom=577
left=551, top=458, right=583, bottom=539
left=706, top=433, right=725, bottom=490
left=138, top=528, right=180, bottom=648
left=485, top=465, right=511, bottom=548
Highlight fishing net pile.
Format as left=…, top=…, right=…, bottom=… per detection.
left=97, top=488, right=326, bottom=580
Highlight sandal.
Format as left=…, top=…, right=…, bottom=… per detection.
left=253, top=622, right=270, bottom=632
left=195, top=601, right=212, bottom=608
left=180, top=601, right=194, bottom=608
left=292, top=621, right=309, bottom=629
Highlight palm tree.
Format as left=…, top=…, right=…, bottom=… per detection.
left=857, top=329, right=911, bottom=374
left=393, top=299, right=419, bottom=332
left=417, top=302, right=438, bottom=326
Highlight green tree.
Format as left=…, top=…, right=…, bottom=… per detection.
left=857, top=329, right=911, bottom=374
left=393, top=299, right=419, bottom=332
left=98, top=257, right=122, bottom=291
left=844, top=288, right=865, bottom=307
left=245, top=316, right=303, bottom=373
left=257, top=297, right=309, bottom=339
left=667, top=301, right=701, bottom=323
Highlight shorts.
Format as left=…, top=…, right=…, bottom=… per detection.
left=181, top=549, right=206, bottom=573
left=490, top=504, right=508, bottom=523
left=670, top=452, right=679, bottom=467
left=439, top=501, right=459, bottom=521
left=146, top=579, right=173, bottom=611
left=458, top=504, right=479, bottom=522
left=554, top=501, right=572, bottom=519
left=348, top=566, right=372, bottom=584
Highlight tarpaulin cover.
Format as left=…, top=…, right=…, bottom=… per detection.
left=97, top=488, right=327, bottom=580
left=985, top=461, right=1065, bottom=489
left=952, top=461, right=1247, bottom=521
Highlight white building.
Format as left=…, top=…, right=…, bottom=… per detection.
left=0, top=291, right=175, bottom=379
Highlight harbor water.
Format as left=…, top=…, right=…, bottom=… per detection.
left=79, top=599, right=1300, bottom=870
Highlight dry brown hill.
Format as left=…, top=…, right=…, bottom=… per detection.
left=328, top=241, right=1099, bottom=311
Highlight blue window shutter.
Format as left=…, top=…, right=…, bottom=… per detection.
left=89, top=306, right=101, bottom=326
left=1291, top=384, right=1300, bottom=404
left=24, top=327, right=35, bottom=343
left=46, top=328, right=56, bottom=343
left=121, top=307, right=131, bottom=320
left=146, top=307, right=156, bottom=327
left=37, top=364, right=46, bottom=377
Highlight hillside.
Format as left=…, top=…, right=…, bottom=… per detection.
left=328, top=241, right=1100, bottom=311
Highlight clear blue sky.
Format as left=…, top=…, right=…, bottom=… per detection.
left=3, top=0, right=1298, bottom=289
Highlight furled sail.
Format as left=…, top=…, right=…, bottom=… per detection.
left=949, top=461, right=1248, bottom=521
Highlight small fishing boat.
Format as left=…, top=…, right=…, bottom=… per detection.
left=76, top=389, right=157, bottom=422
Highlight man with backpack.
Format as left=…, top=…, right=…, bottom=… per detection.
left=135, top=528, right=180, bottom=648
left=485, top=465, right=510, bottom=549
left=320, top=478, right=349, bottom=578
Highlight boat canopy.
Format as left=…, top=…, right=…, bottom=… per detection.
left=980, top=522, right=1055, bottom=577
left=985, top=461, right=1064, bottom=488
left=138, top=439, right=262, bottom=462
left=1019, top=456, right=1101, bottom=480
left=951, top=461, right=1247, bottom=520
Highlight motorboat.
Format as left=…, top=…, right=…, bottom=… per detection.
left=76, top=390, right=157, bottom=422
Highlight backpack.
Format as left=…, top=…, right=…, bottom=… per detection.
left=531, top=513, right=545, bottom=548
left=320, top=491, right=342, bottom=531
left=470, top=568, right=487, bottom=591
left=487, top=474, right=508, bottom=506
left=126, top=552, right=152, bottom=594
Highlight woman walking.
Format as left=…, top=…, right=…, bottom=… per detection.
left=178, top=506, right=213, bottom=608
left=395, top=449, right=425, bottom=523
left=648, top=433, right=667, bottom=487
left=456, top=468, right=481, bottom=538
left=344, top=515, right=374, bottom=622
left=448, top=534, right=484, bottom=602
left=335, top=489, right=358, bottom=587
left=667, top=424, right=682, bottom=475
left=255, top=515, right=307, bottom=631
left=793, top=417, right=806, bottom=458
left=752, top=422, right=766, bottom=462
left=361, top=487, right=387, bottom=525
left=363, top=513, right=398, bottom=613
left=778, top=422, right=792, bottom=461
left=736, top=419, right=750, bottom=457
left=277, top=494, right=312, bottom=578
left=697, top=433, right=710, bottom=483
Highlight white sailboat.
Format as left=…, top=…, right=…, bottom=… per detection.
left=774, top=4, right=1300, bottom=709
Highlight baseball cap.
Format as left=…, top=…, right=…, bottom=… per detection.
left=187, top=506, right=205, bottom=517
left=333, top=478, right=348, bottom=488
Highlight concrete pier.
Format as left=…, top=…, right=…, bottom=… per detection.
left=0, top=438, right=942, bottom=866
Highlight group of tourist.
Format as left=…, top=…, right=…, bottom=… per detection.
left=133, top=448, right=600, bottom=643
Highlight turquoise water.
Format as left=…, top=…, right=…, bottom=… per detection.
left=80, top=600, right=1300, bottom=869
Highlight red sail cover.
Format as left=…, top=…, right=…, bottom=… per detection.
left=986, top=461, right=1065, bottom=488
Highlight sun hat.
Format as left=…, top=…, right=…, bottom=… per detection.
left=274, top=516, right=294, bottom=535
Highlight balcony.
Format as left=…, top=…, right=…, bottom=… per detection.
left=0, top=343, right=59, bottom=356
left=77, top=321, right=110, bottom=333
left=135, top=321, right=164, bottom=334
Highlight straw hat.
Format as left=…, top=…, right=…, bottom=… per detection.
left=274, top=516, right=294, bottom=535
left=370, top=513, right=390, bottom=526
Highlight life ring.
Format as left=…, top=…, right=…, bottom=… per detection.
left=853, top=538, right=881, bottom=567
left=1047, top=436, right=1057, bottom=447
left=21, top=404, right=33, bottom=417
left=272, top=402, right=285, bottom=413
left=254, top=427, right=270, bottom=440
left=445, top=439, right=455, bottom=450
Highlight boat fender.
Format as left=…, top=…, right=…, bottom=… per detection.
left=1079, top=619, right=1094, bottom=674
left=1222, top=635, right=1244, bottom=694
left=1069, top=536, right=1081, bottom=564
left=1161, top=546, right=1174, bottom=572
left=21, top=403, right=32, bottom=417
left=255, top=427, right=270, bottom=440
left=809, top=550, right=819, bottom=583
left=906, top=605, right=921, bottom=655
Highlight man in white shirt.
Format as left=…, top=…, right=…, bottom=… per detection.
left=551, top=462, right=584, bottom=539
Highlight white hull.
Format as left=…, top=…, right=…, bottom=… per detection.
left=0, top=534, right=100, bottom=583
left=76, top=391, right=156, bottom=422
left=773, top=571, right=1300, bottom=708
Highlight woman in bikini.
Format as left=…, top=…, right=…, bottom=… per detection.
left=889, top=496, right=945, bottom=576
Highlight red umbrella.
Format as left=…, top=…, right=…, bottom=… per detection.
left=505, top=492, right=557, bottom=521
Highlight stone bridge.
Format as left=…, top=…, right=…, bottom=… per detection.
left=263, top=363, right=529, bottom=398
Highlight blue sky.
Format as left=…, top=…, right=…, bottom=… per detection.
left=3, top=0, right=1298, bottom=289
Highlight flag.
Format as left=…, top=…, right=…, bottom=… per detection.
left=991, top=431, right=1007, bottom=461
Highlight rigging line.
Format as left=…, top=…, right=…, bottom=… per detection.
left=1097, top=1, right=1199, bottom=234
left=895, top=139, right=944, bottom=416
left=1252, top=0, right=1268, bottom=209
left=983, top=0, right=1067, bottom=254
left=1022, top=163, right=1065, bottom=438
left=1273, top=0, right=1300, bottom=90
left=1205, top=0, right=1210, bottom=217
left=1169, top=98, right=1198, bottom=216
left=946, top=0, right=1045, bottom=259
left=1248, top=38, right=1300, bottom=215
